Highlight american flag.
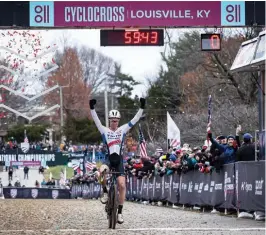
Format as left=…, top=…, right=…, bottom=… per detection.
left=85, top=161, right=96, bottom=172
left=207, top=95, right=212, bottom=145
left=138, top=123, right=148, bottom=158
left=170, top=139, right=180, bottom=148
left=207, top=95, right=212, bottom=132
left=72, top=162, right=82, bottom=175
left=24, top=130, right=29, bottom=143
left=72, top=163, right=79, bottom=171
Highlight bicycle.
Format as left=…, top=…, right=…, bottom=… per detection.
left=100, top=165, right=119, bottom=229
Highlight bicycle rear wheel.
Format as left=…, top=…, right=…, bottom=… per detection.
left=111, top=184, right=118, bottom=229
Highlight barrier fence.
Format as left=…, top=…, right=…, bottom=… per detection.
left=70, top=182, right=102, bottom=199
left=3, top=187, right=70, bottom=199
left=2, top=161, right=264, bottom=212
left=70, top=161, right=265, bottom=212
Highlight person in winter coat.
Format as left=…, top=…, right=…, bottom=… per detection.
left=134, top=158, right=155, bottom=178
left=209, top=136, right=227, bottom=172
left=210, top=136, right=227, bottom=156
left=236, top=133, right=256, bottom=161
left=207, top=125, right=241, bottom=164
left=208, top=133, right=239, bottom=164
left=24, top=166, right=29, bottom=179
left=8, top=167, right=13, bottom=181
left=14, top=179, right=21, bottom=187
left=132, top=159, right=143, bottom=170
left=180, top=149, right=197, bottom=173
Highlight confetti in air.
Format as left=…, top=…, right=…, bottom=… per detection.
left=0, top=30, right=58, bottom=94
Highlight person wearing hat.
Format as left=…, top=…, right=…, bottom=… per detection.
left=207, top=133, right=238, bottom=164
left=208, top=125, right=242, bottom=165
left=209, top=135, right=227, bottom=172
left=236, top=133, right=256, bottom=161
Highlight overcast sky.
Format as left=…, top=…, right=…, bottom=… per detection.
left=0, top=28, right=193, bottom=97
left=1, top=27, right=234, bottom=96
left=43, top=29, right=183, bottom=97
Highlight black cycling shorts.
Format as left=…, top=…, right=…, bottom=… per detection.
left=107, top=153, right=125, bottom=177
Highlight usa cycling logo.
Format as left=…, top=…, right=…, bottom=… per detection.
left=21, top=143, right=30, bottom=153
left=10, top=189, right=17, bottom=198
left=52, top=190, right=59, bottom=199
left=31, top=189, right=38, bottom=199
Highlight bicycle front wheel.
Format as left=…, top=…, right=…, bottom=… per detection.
left=111, top=184, right=118, bottom=229
left=108, top=185, right=114, bottom=229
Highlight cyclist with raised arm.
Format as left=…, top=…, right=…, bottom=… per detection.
left=89, top=98, right=145, bottom=224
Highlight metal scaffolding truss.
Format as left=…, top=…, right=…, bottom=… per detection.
left=0, top=44, right=60, bottom=122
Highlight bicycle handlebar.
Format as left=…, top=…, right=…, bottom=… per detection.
left=102, top=169, right=123, bottom=175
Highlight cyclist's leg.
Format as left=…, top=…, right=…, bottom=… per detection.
left=117, top=175, right=126, bottom=207
left=116, top=159, right=126, bottom=224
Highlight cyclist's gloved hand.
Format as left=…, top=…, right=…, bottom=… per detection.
left=207, top=132, right=212, bottom=139
left=90, top=99, right=97, bottom=109
left=140, top=98, right=146, bottom=109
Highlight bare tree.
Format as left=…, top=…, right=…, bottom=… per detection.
left=77, top=46, right=115, bottom=94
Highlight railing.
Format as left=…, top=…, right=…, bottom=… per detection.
left=70, top=161, right=265, bottom=213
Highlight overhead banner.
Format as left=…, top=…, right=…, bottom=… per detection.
left=29, top=1, right=246, bottom=27
left=0, top=150, right=68, bottom=167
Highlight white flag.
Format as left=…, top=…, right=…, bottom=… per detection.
left=92, top=147, right=96, bottom=163
left=167, top=112, right=181, bottom=148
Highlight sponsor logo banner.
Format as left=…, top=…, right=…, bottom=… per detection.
left=29, top=1, right=245, bottom=27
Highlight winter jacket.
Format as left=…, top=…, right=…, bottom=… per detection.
left=236, top=143, right=255, bottom=162
left=210, top=138, right=237, bottom=164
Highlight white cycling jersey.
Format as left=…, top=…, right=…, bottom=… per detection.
left=90, top=108, right=143, bottom=155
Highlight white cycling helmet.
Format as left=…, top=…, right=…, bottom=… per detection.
left=108, top=109, right=121, bottom=119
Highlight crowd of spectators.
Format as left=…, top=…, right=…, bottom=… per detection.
left=0, top=139, right=57, bottom=152
left=0, top=138, right=109, bottom=157
left=67, top=126, right=257, bottom=183
left=69, top=168, right=99, bottom=187
left=5, top=177, right=57, bottom=188
left=124, top=126, right=257, bottom=179
left=38, top=178, right=56, bottom=188
left=1, top=126, right=258, bottom=187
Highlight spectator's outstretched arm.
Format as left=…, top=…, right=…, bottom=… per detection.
left=235, top=136, right=241, bottom=148
left=208, top=132, right=225, bottom=152
left=235, top=125, right=241, bottom=147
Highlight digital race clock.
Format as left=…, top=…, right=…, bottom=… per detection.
left=201, top=34, right=221, bottom=51
left=100, top=29, right=164, bottom=46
